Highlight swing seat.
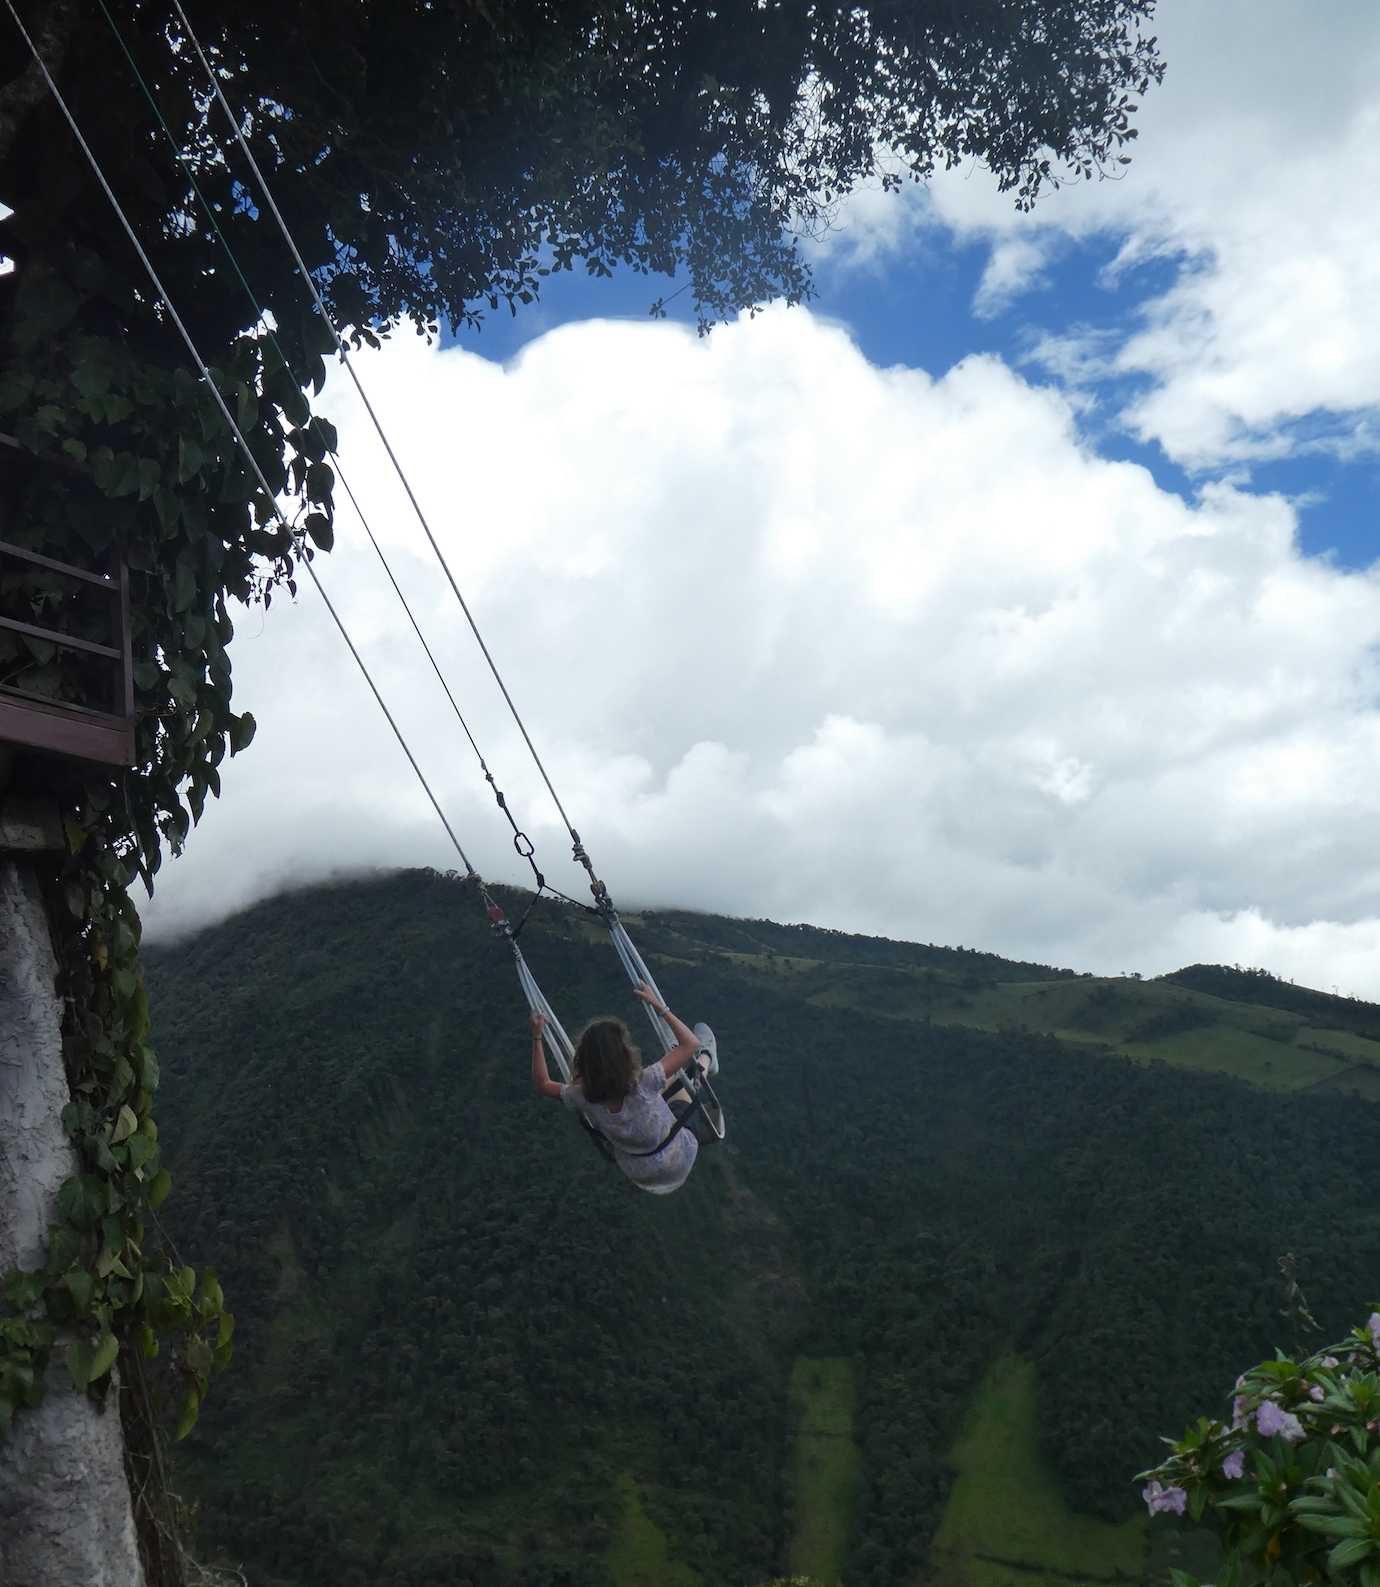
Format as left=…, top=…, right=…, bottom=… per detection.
left=661, top=1065, right=725, bottom=1146
left=502, top=896, right=726, bottom=1170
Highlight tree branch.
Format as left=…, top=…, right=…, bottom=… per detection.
left=0, top=0, right=82, bottom=172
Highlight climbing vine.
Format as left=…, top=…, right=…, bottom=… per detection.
left=0, top=818, right=231, bottom=1435
left=0, top=234, right=338, bottom=1436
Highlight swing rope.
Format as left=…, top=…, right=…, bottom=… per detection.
left=4, top=0, right=482, bottom=884
left=93, top=0, right=562, bottom=914
left=169, top=0, right=611, bottom=907
left=17, top=2, right=718, bottom=1156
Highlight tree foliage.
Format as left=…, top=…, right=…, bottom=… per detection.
left=143, top=872, right=1380, bottom=1587
left=0, top=0, right=1163, bottom=1455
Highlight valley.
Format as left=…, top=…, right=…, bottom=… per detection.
left=143, top=871, right=1380, bottom=1586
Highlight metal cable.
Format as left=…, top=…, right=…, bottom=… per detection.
left=169, top=0, right=591, bottom=861
left=3, top=0, right=478, bottom=877
left=94, top=0, right=554, bottom=898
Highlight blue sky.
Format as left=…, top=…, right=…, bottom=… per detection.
left=154, top=0, right=1380, bottom=1001
left=450, top=227, right=1377, bottom=573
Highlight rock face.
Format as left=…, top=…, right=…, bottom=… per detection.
left=0, top=857, right=146, bottom=1587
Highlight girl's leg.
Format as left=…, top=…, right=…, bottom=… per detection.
left=693, top=1022, right=718, bottom=1075
left=662, top=1053, right=709, bottom=1107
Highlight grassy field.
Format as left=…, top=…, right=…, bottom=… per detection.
left=742, top=952, right=1380, bottom=1099
left=927, top=1355, right=1146, bottom=1587
left=607, top=1472, right=699, bottom=1587
left=1317, top=1064, right=1380, bottom=1099
left=787, top=1356, right=861, bottom=1587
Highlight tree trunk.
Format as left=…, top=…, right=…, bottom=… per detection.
left=0, top=0, right=81, bottom=171
left=0, top=854, right=146, bottom=1587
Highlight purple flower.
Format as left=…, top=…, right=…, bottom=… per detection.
left=1143, top=1481, right=1189, bottom=1516
left=1368, top=1313, right=1380, bottom=1350
left=1308, top=1383, right=1325, bottom=1402
left=1256, top=1400, right=1306, bottom=1442
left=1232, top=1394, right=1250, bottom=1428
left=1322, top=1356, right=1339, bottom=1369
left=1221, top=1449, right=1246, bottom=1480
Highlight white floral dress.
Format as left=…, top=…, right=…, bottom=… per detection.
left=561, top=1059, right=698, bottom=1194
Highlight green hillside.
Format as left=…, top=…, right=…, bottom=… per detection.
left=143, top=872, right=1380, bottom=1587
left=930, top=1355, right=1145, bottom=1587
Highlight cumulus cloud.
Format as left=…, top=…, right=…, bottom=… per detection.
left=822, top=0, right=1380, bottom=471
left=144, top=310, right=1380, bottom=997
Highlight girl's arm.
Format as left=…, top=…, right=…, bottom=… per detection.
left=632, top=983, right=703, bottom=1078
left=530, top=1012, right=564, bottom=1099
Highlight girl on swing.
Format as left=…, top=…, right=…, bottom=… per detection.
left=530, top=982, right=717, bottom=1194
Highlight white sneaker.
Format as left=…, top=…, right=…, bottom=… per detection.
left=693, top=1021, right=719, bottom=1078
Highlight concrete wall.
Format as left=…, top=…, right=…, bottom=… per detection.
left=0, top=856, right=146, bottom=1587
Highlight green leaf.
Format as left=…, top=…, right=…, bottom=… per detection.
left=71, top=360, right=111, bottom=401
left=111, top=1103, right=137, bottom=1144
left=3, top=1270, right=44, bottom=1310
left=304, top=460, right=334, bottom=502
left=124, top=1130, right=155, bottom=1172
left=88, top=1331, right=118, bottom=1384
left=153, top=487, right=181, bottom=535
left=236, top=380, right=259, bottom=432
left=65, top=1330, right=117, bottom=1391
left=167, top=672, right=196, bottom=711
left=186, top=1331, right=213, bottom=1387
left=111, top=452, right=140, bottom=497
left=304, top=511, right=334, bottom=551
left=1297, top=1513, right=1367, bottom=1538
left=45, top=1223, right=82, bottom=1275
left=147, top=1168, right=173, bottom=1209
left=178, top=434, right=205, bottom=483
left=1329, top=1537, right=1374, bottom=1571
left=134, top=1045, right=160, bottom=1092
left=1214, top=1493, right=1267, bottom=1514
left=0, top=370, right=35, bottom=412
left=174, top=1385, right=201, bottom=1441
left=197, top=1271, right=224, bottom=1318
left=56, top=1175, right=107, bottom=1229
left=228, top=711, right=256, bottom=755
left=62, top=1269, right=95, bottom=1312
left=173, top=557, right=197, bottom=614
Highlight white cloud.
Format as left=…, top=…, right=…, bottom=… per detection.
left=144, top=311, right=1380, bottom=1000
left=821, top=1, right=1380, bottom=471
left=973, top=238, right=1052, bottom=320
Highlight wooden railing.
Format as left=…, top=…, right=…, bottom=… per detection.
left=0, top=434, right=135, bottom=767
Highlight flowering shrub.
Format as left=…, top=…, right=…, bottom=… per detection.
left=1137, top=1312, right=1380, bottom=1586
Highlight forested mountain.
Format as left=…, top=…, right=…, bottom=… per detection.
left=143, top=871, right=1380, bottom=1587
